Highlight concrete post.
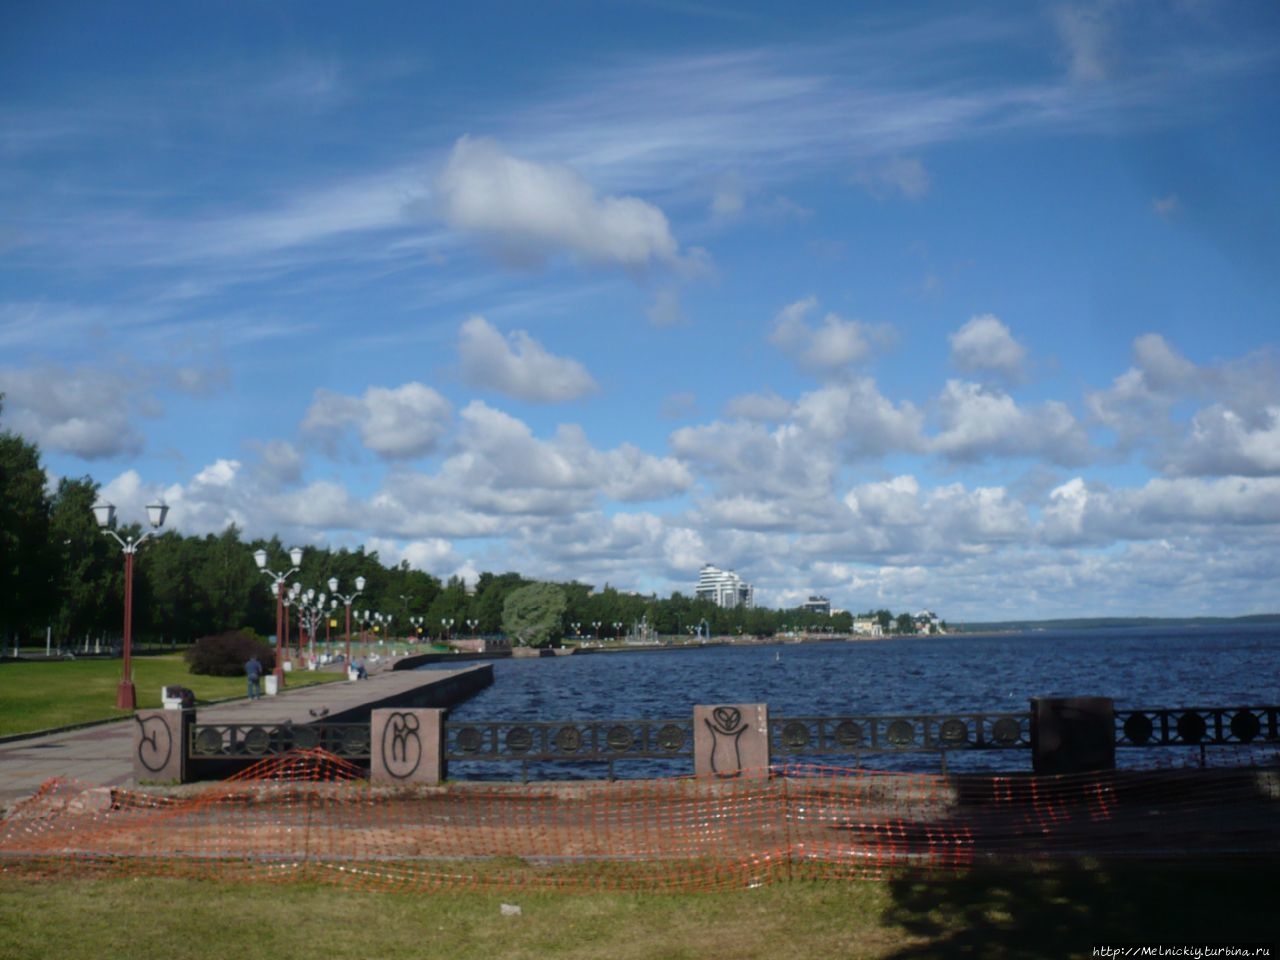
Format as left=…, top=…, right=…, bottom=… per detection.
left=370, top=708, right=446, bottom=785
left=694, top=704, right=769, bottom=779
left=1030, top=696, right=1116, bottom=774
left=132, top=709, right=192, bottom=783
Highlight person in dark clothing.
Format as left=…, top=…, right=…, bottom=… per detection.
left=245, top=655, right=263, bottom=700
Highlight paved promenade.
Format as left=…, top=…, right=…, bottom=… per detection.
left=0, top=665, right=489, bottom=813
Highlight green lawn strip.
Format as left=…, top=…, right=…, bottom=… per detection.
left=0, top=859, right=1273, bottom=960
left=0, top=875, right=892, bottom=960
left=0, top=656, right=345, bottom=738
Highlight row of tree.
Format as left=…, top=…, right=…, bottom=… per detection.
left=1, top=398, right=924, bottom=650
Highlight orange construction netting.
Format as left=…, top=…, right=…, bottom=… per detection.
left=2, top=747, right=1276, bottom=892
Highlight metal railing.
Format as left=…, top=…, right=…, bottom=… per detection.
left=190, top=722, right=371, bottom=761
left=1115, top=706, right=1279, bottom=749
left=769, top=712, right=1030, bottom=774
left=444, top=718, right=695, bottom=780
left=185, top=704, right=1280, bottom=779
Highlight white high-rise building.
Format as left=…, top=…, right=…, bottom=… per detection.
left=695, top=564, right=754, bottom=609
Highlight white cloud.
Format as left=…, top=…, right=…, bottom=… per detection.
left=1167, top=405, right=1280, bottom=477
left=725, top=390, right=792, bottom=422
left=1087, top=335, right=1280, bottom=475
left=931, top=380, right=1092, bottom=465
left=948, top=314, right=1028, bottom=384
left=1041, top=475, right=1280, bottom=546
left=262, top=480, right=360, bottom=529
left=458, top=315, right=599, bottom=403
left=1131, top=333, right=1199, bottom=393
left=303, top=382, right=452, bottom=460
left=840, top=476, right=1032, bottom=558
left=0, top=365, right=146, bottom=459
left=192, top=459, right=240, bottom=488
left=769, top=297, right=891, bottom=376
left=670, top=418, right=838, bottom=499
left=844, top=475, right=926, bottom=528
left=251, top=440, right=305, bottom=486
left=374, top=402, right=691, bottom=525
left=435, top=136, right=681, bottom=269
left=793, top=380, right=925, bottom=458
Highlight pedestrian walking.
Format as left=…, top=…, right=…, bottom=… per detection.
left=245, top=654, right=263, bottom=700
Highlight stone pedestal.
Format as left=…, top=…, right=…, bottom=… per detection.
left=132, top=709, right=192, bottom=783
left=694, top=704, right=769, bottom=779
left=1031, top=697, right=1115, bottom=774
left=370, top=708, right=446, bottom=785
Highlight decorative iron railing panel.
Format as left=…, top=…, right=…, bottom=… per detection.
left=770, top=712, right=1030, bottom=757
left=444, top=718, right=695, bottom=765
left=183, top=706, right=1279, bottom=775
left=189, top=723, right=371, bottom=760
left=1115, top=706, right=1280, bottom=748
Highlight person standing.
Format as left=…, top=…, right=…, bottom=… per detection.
left=245, top=654, right=263, bottom=700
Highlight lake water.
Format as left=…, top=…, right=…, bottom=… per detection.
left=437, top=623, right=1280, bottom=778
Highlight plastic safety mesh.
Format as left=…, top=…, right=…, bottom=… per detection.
left=2, top=747, right=1276, bottom=892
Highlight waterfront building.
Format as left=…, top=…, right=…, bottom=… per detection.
left=801, top=595, right=831, bottom=616
left=852, top=617, right=883, bottom=637
left=695, top=564, right=754, bottom=609
left=914, top=610, right=944, bottom=634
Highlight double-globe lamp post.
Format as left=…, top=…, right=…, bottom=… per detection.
left=328, top=576, right=366, bottom=666
left=254, top=546, right=303, bottom=687
left=93, top=500, right=169, bottom=710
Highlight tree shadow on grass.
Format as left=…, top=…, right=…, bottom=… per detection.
left=874, top=766, right=1280, bottom=958
left=880, top=858, right=1277, bottom=959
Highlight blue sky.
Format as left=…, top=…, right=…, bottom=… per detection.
left=3, top=0, right=1279, bottom=620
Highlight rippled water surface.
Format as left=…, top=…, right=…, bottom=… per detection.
left=437, top=623, right=1280, bottom=778
left=446, top=623, right=1280, bottom=720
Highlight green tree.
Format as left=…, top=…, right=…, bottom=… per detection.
left=472, top=572, right=527, bottom=634
left=502, top=582, right=567, bottom=648
left=47, top=476, right=115, bottom=649
left=0, top=397, right=54, bottom=646
left=426, top=574, right=470, bottom=637
left=196, top=525, right=263, bottom=634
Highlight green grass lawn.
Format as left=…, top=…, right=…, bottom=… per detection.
left=0, top=655, right=346, bottom=738
left=0, top=860, right=1274, bottom=960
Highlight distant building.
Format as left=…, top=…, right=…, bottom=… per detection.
left=695, top=564, right=754, bottom=609
left=852, top=617, right=883, bottom=637
left=801, top=595, right=831, bottom=616
left=914, top=610, right=944, bottom=635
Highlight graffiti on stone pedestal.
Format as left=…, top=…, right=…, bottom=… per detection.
left=135, top=714, right=173, bottom=774
left=381, top=711, right=422, bottom=779
left=705, top=706, right=747, bottom=776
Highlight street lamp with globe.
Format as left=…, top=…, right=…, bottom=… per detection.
left=253, top=546, right=303, bottom=687
left=93, top=500, right=168, bottom=710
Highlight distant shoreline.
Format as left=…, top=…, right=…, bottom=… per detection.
left=952, top=614, right=1280, bottom=634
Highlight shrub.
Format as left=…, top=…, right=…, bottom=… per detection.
left=185, top=630, right=276, bottom=677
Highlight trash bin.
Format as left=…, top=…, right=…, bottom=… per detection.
left=264, top=675, right=279, bottom=696
left=163, top=685, right=196, bottom=709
